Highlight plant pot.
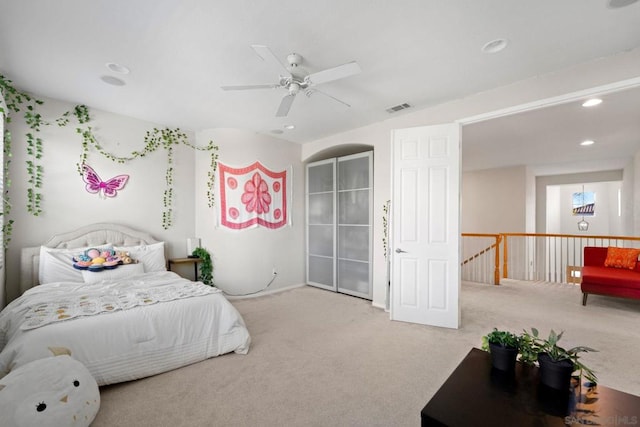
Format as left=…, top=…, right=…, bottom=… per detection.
left=489, top=343, right=518, bottom=371
left=538, top=353, right=575, bottom=390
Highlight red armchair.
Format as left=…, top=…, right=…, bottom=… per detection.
left=581, top=246, right=640, bottom=305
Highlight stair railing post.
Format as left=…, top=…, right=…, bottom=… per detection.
left=494, top=234, right=502, bottom=285
left=502, top=234, right=509, bottom=280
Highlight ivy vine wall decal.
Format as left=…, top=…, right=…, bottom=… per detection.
left=0, top=74, right=219, bottom=236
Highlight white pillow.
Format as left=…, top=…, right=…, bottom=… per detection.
left=38, top=246, right=84, bottom=285
left=81, top=263, right=145, bottom=284
left=114, top=242, right=166, bottom=273
left=39, top=245, right=114, bottom=285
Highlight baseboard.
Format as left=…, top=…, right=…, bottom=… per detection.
left=223, top=283, right=307, bottom=300
left=226, top=284, right=389, bottom=313
left=371, top=301, right=387, bottom=311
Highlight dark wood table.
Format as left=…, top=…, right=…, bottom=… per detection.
left=167, top=257, right=202, bottom=281
left=421, top=348, right=640, bottom=426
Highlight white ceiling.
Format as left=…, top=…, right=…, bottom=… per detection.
left=463, top=84, right=640, bottom=174
left=1, top=0, right=640, bottom=172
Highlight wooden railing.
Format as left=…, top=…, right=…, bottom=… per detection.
left=461, top=234, right=501, bottom=285
left=462, top=233, right=640, bottom=286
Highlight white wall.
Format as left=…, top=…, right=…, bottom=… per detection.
left=546, top=182, right=623, bottom=235
left=194, top=128, right=305, bottom=296
left=303, top=47, right=640, bottom=309
left=634, top=151, right=640, bottom=235
left=536, top=170, right=625, bottom=235
left=5, top=96, right=197, bottom=301
left=462, top=166, right=527, bottom=233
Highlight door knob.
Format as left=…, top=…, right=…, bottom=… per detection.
left=395, top=248, right=407, bottom=253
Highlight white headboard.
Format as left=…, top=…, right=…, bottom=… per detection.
left=20, top=223, right=161, bottom=294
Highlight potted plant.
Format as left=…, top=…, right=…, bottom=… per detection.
left=522, top=328, right=597, bottom=390
left=191, top=247, right=213, bottom=286
left=517, top=330, right=539, bottom=366
left=481, top=328, right=520, bottom=371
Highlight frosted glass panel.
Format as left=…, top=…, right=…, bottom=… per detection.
left=309, top=256, right=334, bottom=286
left=338, top=260, right=369, bottom=294
left=309, top=225, right=333, bottom=257
left=338, top=156, right=369, bottom=190
left=306, top=152, right=371, bottom=299
left=338, top=190, right=369, bottom=225
left=308, top=193, right=334, bottom=224
left=308, top=163, right=334, bottom=193
left=338, top=226, right=369, bottom=261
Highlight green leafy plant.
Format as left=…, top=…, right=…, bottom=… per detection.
left=1, top=74, right=46, bottom=218
left=481, top=328, right=520, bottom=350
left=75, top=125, right=219, bottom=230
left=1, top=128, right=14, bottom=249
left=521, top=328, right=598, bottom=383
left=191, top=247, right=213, bottom=286
left=517, top=330, right=539, bottom=365
left=1, top=73, right=220, bottom=231
left=382, top=200, right=390, bottom=259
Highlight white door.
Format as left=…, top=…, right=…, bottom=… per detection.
left=390, top=124, right=461, bottom=328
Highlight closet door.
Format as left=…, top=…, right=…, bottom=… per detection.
left=337, top=152, right=372, bottom=299
left=306, top=159, right=337, bottom=291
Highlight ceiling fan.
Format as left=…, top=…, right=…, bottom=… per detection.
left=221, top=45, right=361, bottom=117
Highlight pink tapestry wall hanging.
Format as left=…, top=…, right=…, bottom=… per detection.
left=218, top=161, right=291, bottom=230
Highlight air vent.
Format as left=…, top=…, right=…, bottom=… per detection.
left=386, top=103, right=412, bottom=114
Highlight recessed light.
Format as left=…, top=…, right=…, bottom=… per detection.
left=100, top=75, right=126, bottom=86
left=106, top=62, right=130, bottom=74
left=580, top=140, right=595, bottom=146
left=607, top=0, right=639, bottom=9
left=284, top=124, right=295, bottom=130
left=481, top=38, right=508, bottom=54
left=582, top=98, right=602, bottom=107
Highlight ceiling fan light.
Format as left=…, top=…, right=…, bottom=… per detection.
left=289, top=82, right=301, bottom=95
left=580, top=140, right=595, bottom=146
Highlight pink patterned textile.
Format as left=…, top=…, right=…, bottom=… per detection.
left=218, top=161, right=289, bottom=229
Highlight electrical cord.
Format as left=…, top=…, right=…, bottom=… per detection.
left=220, top=271, right=278, bottom=297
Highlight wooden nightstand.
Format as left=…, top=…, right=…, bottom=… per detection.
left=167, top=257, right=202, bottom=281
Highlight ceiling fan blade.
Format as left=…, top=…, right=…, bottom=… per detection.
left=276, top=94, right=296, bottom=117
left=306, top=88, right=351, bottom=107
left=221, top=84, right=280, bottom=91
left=251, top=44, right=290, bottom=76
left=306, top=61, right=361, bottom=85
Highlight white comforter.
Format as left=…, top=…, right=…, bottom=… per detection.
left=0, top=272, right=251, bottom=385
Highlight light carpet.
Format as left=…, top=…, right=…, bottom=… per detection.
left=93, top=280, right=640, bottom=427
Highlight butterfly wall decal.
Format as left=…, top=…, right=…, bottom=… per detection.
left=81, top=164, right=129, bottom=199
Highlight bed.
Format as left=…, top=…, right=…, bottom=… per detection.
left=0, top=223, right=251, bottom=386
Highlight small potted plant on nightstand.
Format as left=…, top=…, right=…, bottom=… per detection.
left=482, top=328, right=520, bottom=371
left=522, top=328, right=597, bottom=390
